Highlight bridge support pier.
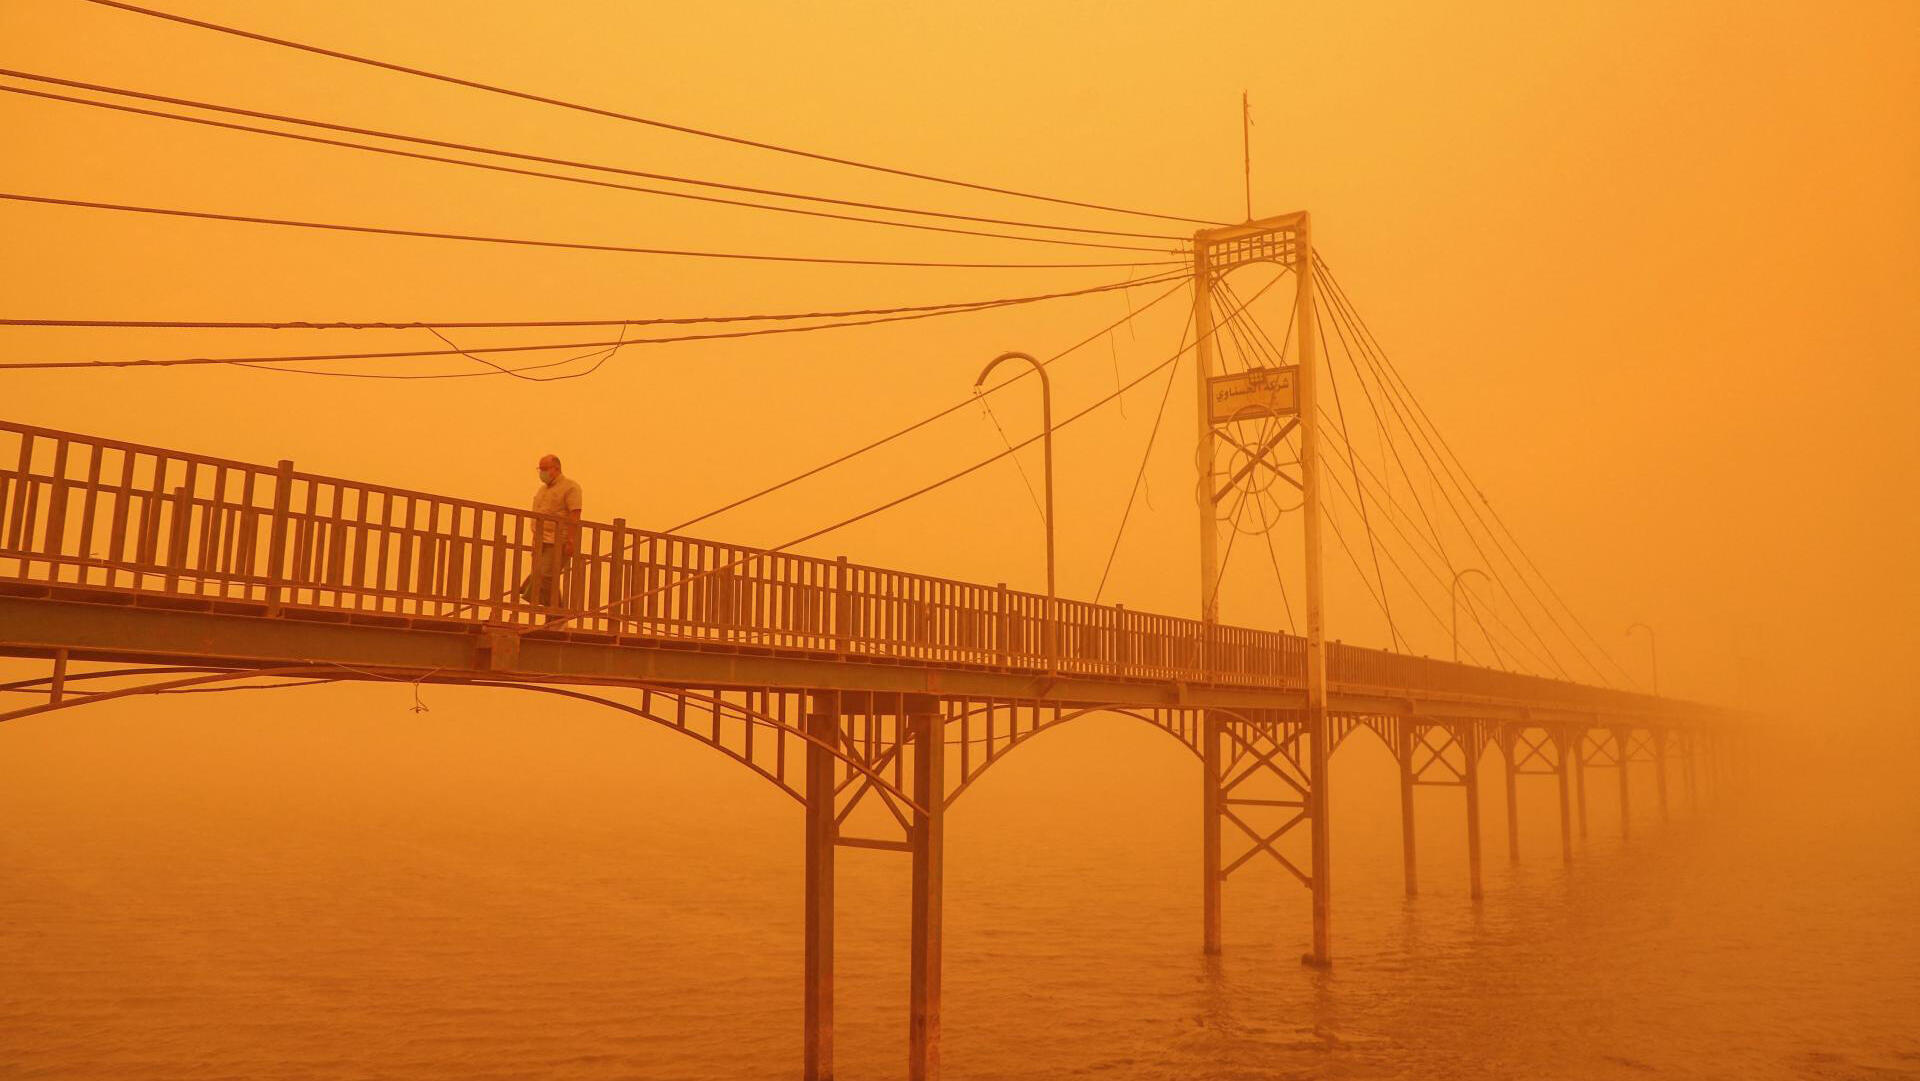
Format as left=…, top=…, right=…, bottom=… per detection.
left=1463, top=724, right=1484, bottom=901
left=1683, top=730, right=1699, bottom=813
left=1501, top=728, right=1521, bottom=863
left=1654, top=730, right=1670, bottom=822
left=908, top=709, right=945, bottom=1081
left=1201, top=712, right=1223, bottom=952
left=1573, top=731, right=1589, bottom=839
left=1615, top=727, right=1633, bottom=840
left=802, top=705, right=837, bottom=1081
left=1397, top=717, right=1417, bottom=897
left=1555, top=730, right=1574, bottom=863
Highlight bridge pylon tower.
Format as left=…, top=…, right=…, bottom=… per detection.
left=1190, top=212, right=1331, bottom=965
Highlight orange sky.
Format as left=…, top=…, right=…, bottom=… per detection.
left=3, top=0, right=1915, bottom=724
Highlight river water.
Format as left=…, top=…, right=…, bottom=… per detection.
left=2, top=684, right=1915, bottom=1080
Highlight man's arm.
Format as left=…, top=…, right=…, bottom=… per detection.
left=563, top=508, right=583, bottom=554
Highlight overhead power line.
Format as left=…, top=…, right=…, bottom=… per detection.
left=0, top=191, right=1186, bottom=271
left=78, top=0, right=1230, bottom=227
left=0, top=268, right=1178, bottom=332
left=0, top=268, right=1187, bottom=372
left=0, top=79, right=1178, bottom=255
left=0, top=69, right=1186, bottom=243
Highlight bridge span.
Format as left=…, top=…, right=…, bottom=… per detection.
left=0, top=417, right=1731, bottom=1079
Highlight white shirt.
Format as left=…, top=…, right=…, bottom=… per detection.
left=531, top=474, right=583, bottom=543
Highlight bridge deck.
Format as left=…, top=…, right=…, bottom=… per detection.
left=0, top=419, right=1711, bottom=727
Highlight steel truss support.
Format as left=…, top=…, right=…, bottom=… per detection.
left=1399, top=719, right=1484, bottom=900
left=1200, top=711, right=1322, bottom=960
left=800, top=691, right=943, bottom=1081
left=1499, top=724, right=1575, bottom=864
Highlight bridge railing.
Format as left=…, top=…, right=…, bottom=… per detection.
left=0, top=419, right=1676, bottom=715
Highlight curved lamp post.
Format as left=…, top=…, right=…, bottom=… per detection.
left=1628, top=622, right=1659, bottom=695
left=1450, top=567, right=1489, bottom=663
left=975, top=351, right=1055, bottom=674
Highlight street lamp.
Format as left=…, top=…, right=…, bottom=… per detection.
left=1450, top=567, right=1489, bottom=663
left=1628, top=622, right=1659, bottom=695
left=975, top=351, right=1055, bottom=674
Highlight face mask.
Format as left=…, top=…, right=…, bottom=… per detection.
left=538, top=468, right=553, bottom=484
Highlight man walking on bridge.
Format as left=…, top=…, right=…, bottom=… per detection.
left=520, top=453, right=582, bottom=611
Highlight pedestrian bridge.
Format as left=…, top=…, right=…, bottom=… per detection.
left=0, top=417, right=1733, bottom=1079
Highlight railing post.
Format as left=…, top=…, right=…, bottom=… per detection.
left=163, top=484, right=190, bottom=592
left=994, top=582, right=1010, bottom=667
left=833, top=556, right=851, bottom=655
left=264, top=459, right=294, bottom=613
left=609, top=517, right=628, bottom=635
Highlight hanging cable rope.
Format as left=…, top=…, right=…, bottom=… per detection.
left=1315, top=437, right=1527, bottom=672
left=1311, top=257, right=1588, bottom=678
left=974, top=390, right=1048, bottom=526
left=0, top=269, right=1186, bottom=374
left=668, top=279, right=1189, bottom=533
left=76, top=0, right=1230, bottom=227
left=1258, top=511, right=1299, bottom=635
left=0, top=80, right=1180, bottom=254
left=1314, top=255, right=1629, bottom=686
left=1315, top=275, right=1510, bottom=666
left=1316, top=305, right=1401, bottom=652
left=1317, top=420, right=1554, bottom=675
left=1335, top=266, right=1639, bottom=685
left=1092, top=307, right=1195, bottom=603
left=0, top=192, right=1185, bottom=273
